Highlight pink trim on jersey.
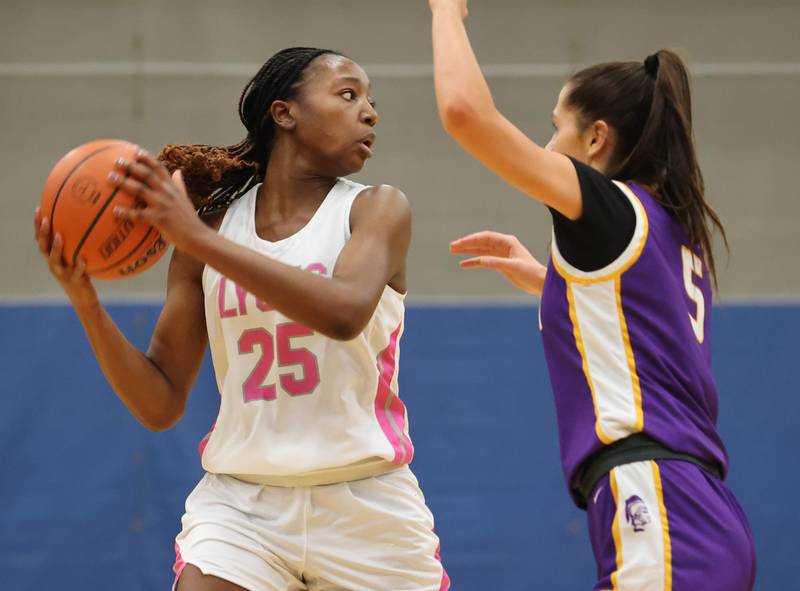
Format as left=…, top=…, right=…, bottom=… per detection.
left=374, top=323, right=414, bottom=464
left=197, top=422, right=216, bottom=458
left=390, top=386, right=414, bottom=463
left=173, top=542, right=187, bottom=584
left=435, top=541, right=451, bottom=590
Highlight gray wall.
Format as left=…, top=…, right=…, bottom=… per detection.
left=2, top=0, right=798, bottom=300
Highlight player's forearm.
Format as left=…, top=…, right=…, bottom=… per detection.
left=73, top=301, right=184, bottom=430
left=187, top=231, right=377, bottom=341
left=432, top=5, right=495, bottom=128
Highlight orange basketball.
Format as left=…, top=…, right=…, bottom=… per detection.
left=39, top=139, right=168, bottom=280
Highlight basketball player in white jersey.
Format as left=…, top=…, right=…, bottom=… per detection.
left=34, top=47, right=449, bottom=591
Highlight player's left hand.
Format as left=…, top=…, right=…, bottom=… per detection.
left=450, top=230, right=547, bottom=296
left=109, top=150, right=207, bottom=252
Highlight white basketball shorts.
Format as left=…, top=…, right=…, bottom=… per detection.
left=172, top=466, right=449, bottom=591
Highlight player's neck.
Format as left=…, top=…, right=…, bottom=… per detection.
left=260, top=148, right=338, bottom=215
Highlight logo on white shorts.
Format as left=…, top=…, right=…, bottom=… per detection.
left=624, top=495, right=651, bottom=532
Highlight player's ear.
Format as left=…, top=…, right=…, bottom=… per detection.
left=587, top=120, right=610, bottom=158
left=270, top=100, right=296, bottom=131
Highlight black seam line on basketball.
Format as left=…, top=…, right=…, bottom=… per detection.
left=49, top=143, right=126, bottom=227
left=71, top=181, right=127, bottom=266
left=91, top=226, right=157, bottom=274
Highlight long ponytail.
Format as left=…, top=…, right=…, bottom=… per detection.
left=566, top=49, right=728, bottom=285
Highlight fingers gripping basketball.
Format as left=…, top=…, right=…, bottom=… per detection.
left=109, top=153, right=195, bottom=247
left=39, top=140, right=168, bottom=280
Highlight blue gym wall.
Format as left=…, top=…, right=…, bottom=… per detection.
left=0, top=303, right=796, bottom=590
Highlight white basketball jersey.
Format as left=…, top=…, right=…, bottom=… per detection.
left=199, top=178, right=412, bottom=485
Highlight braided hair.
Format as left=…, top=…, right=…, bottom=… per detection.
left=159, top=47, right=341, bottom=215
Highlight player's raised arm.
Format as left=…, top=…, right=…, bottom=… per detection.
left=429, top=0, right=583, bottom=219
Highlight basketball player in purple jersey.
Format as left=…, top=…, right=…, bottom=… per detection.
left=429, top=1, right=755, bottom=589
left=34, top=48, right=448, bottom=591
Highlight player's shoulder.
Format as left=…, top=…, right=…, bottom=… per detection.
left=352, top=183, right=409, bottom=210
left=349, top=183, right=411, bottom=234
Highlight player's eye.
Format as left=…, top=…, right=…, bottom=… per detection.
left=341, top=90, right=356, bottom=101
left=368, top=97, right=377, bottom=108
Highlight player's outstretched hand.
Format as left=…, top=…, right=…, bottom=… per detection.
left=450, top=231, right=546, bottom=296
left=109, top=150, right=207, bottom=253
left=429, top=0, right=467, bottom=19
left=34, top=206, right=98, bottom=309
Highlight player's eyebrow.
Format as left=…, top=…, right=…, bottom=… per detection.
left=334, top=76, right=371, bottom=89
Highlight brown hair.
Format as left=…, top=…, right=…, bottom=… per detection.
left=158, top=47, right=341, bottom=214
left=566, top=49, right=728, bottom=284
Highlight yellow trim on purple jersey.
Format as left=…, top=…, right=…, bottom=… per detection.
left=550, top=181, right=650, bottom=285
left=615, top=276, right=644, bottom=433
left=567, top=282, right=614, bottom=444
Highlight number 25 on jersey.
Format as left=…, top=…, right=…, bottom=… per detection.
left=238, top=323, right=321, bottom=402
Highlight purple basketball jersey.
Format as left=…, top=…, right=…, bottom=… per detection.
left=539, top=181, right=728, bottom=505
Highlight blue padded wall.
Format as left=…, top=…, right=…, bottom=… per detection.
left=0, top=304, right=796, bottom=590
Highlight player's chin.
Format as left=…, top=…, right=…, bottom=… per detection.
left=341, top=154, right=370, bottom=175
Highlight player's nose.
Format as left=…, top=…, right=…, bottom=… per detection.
left=361, top=104, right=378, bottom=127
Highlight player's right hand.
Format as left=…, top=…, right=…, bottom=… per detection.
left=34, top=206, right=99, bottom=309
left=449, top=230, right=546, bottom=296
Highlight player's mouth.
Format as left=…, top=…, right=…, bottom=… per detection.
left=357, top=133, right=376, bottom=157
